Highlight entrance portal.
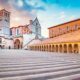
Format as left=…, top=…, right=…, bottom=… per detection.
left=14, top=39, right=21, bottom=49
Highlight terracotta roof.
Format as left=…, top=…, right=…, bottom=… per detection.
left=48, top=18, right=80, bottom=29
left=11, top=25, right=29, bottom=29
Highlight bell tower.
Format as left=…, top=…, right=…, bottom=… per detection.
left=0, top=9, right=10, bottom=36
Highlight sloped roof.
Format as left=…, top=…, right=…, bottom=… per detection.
left=48, top=18, right=80, bottom=29
left=28, top=39, right=42, bottom=46
left=30, top=30, right=80, bottom=46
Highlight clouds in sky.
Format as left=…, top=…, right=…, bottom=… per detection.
left=0, top=0, right=80, bottom=37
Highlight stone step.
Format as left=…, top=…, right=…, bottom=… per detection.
left=48, top=74, right=80, bottom=80
left=0, top=68, right=80, bottom=80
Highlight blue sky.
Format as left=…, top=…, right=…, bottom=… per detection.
left=0, top=0, right=80, bottom=37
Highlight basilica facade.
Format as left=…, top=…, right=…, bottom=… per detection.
left=0, top=9, right=41, bottom=49
left=28, top=19, right=80, bottom=53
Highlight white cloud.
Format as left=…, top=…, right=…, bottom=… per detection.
left=25, top=0, right=46, bottom=9
left=17, top=0, right=23, bottom=7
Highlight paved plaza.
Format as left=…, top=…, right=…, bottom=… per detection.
left=0, top=50, right=80, bottom=80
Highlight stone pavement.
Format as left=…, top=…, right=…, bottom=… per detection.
left=0, top=50, right=80, bottom=80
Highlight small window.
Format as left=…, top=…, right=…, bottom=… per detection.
left=75, top=25, right=78, bottom=30
left=36, top=23, right=38, bottom=26
left=67, top=26, right=69, bottom=31
left=17, top=29, right=19, bottom=35
left=10, top=30, right=12, bottom=35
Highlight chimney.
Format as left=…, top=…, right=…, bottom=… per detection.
left=30, top=20, right=33, bottom=24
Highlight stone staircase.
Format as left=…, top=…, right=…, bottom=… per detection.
left=0, top=50, right=80, bottom=80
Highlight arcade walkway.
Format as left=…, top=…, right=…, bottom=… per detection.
left=0, top=50, right=80, bottom=80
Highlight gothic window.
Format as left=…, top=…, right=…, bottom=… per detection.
left=36, top=23, right=38, bottom=26
left=35, top=23, right=38, bottom=30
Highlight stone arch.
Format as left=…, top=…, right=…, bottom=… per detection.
left=64, top=44, right=67, bottom=53
left=44, top=45, right=46, bottom=51
left=42, top=45, right=44, bottom=51
left=59, top=44, right=62, bottom=53
left=35, top=46, right=37, bottom=50
left=74, top=44, right=79, bottom=53
left=34, top=46, right=36, bottom=50
left=68, top=44, right=73, bottom=53
left=32, top=46, right=34, bottom=50
left=52, top=45, right=54, bottom=52
left=39, top=46, right=41, bottom=51
left=14, top=39, right=21, bottom=49
left=47, top=45, right=50, bottom=51
left=55, top=45, right=58, bottom=52
left=34, top=46, right=35, bottom=50
left=38, top=46, right=40, bottom=51
left=33, top=46, right=35, bottom=50
left=49, top=45, right=51, bottom=52
left=41, top=45, right=43, bottom=51
left=38, top=46, right=39, bottom=51
left=44, top=45, right=45, bottom=51
left=40, top=46, right=41, bottom=51
left=36, top=46, right=38, bottom=50
left=37, top=46, right=39, bottom=50
left=46, top=45, right=48, bottom=51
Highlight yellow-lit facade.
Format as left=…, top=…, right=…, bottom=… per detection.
left=28, top=19, right=80, bottom=53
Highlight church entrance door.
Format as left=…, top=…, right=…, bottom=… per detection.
left=14, top=39, right=21, bottom=49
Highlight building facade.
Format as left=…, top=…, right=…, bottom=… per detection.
left=28, top=19, right=80, bottom=53
left=0, top=9, right=41, bottom=49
